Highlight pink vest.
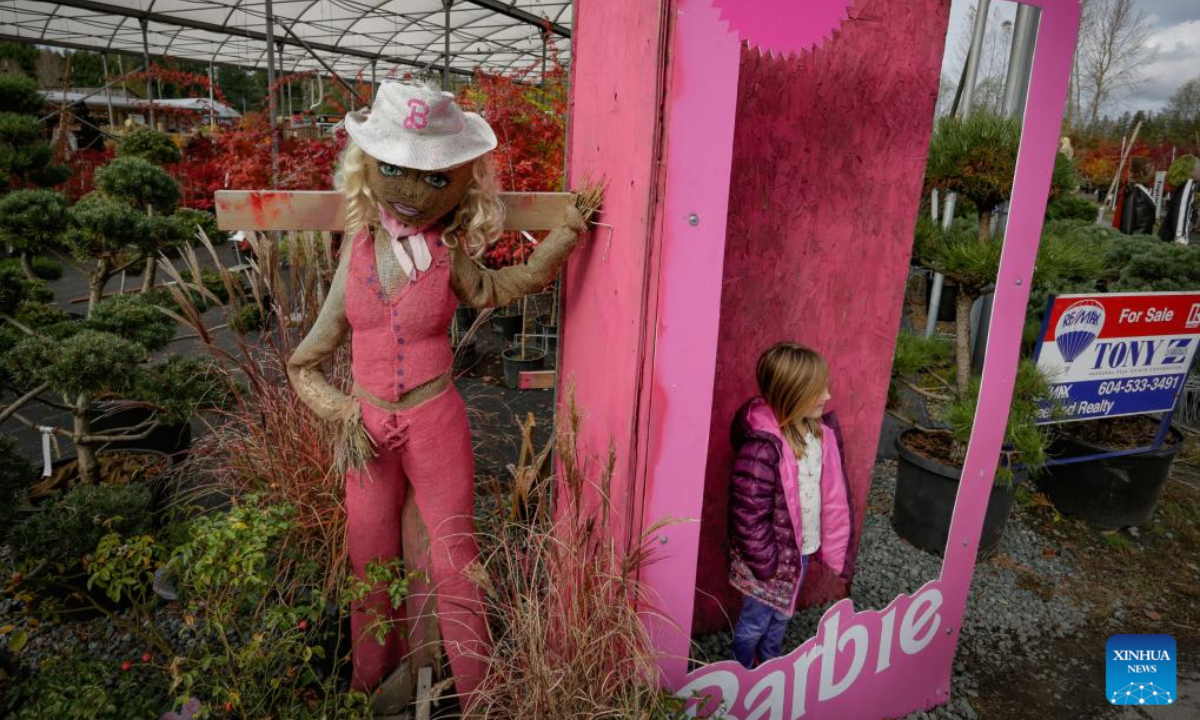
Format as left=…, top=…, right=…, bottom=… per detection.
left=344, top=227, right=458, bottom=402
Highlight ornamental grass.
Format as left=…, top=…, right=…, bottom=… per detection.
left=158, top=228, right=350, bottom=592
left=464, top=389, right=686, bottom=720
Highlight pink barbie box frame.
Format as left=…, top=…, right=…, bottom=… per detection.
left=633, top=1, right=1081, bottom=718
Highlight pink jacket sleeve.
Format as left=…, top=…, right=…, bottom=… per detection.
left=816, top=418, right=855, bottom=580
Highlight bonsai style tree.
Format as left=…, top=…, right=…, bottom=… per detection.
left=0, top=276, right=222, bottom=486
left=65, top=192, right=151, bottom=313
left=116, top=127, right=182, bottom=167
left=94, top=154, right=182, bottom=293
left=0, top=189, right=71, bottom=281
left=0, top=72, right=70, bottom=189
left=919, top=112, right=1079, bottom=391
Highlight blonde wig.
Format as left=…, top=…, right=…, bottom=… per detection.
left=335, top=140, right=505, bottom=258
left=756, top=343, right=829, bottom=457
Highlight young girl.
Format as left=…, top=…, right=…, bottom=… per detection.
left=728, top=343, right=855, bottom=668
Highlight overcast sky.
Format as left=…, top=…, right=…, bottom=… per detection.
left=942, top=0, right=1200, bottom=115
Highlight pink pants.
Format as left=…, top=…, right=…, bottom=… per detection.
left=345, top=385, right=487, bottom=699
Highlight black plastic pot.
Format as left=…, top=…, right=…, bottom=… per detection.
left=490, top=311, right=524, bottom=343
left=924, top=280, right=958, bottom=323
left=501, top=347, right=546, bottom=389
left=1035, top=427, right=1183, bottom=529
left=88, top=401, right=192, bottom=460
left=454, top=305, right=478, bottom=331
left=22, top=448, right=174, bottom=517
left=893, top=430, right=1018, bottom=557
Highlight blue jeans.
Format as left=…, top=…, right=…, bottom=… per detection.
left=731, top=555, right=808, bottom=668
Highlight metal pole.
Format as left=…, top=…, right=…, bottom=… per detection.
left=102, top=54, right=114, bottom=129
left=926, top=0, right=992, bottom=339
left=371, top=60, right=377, bottom=101
left=541, top=28, right=548, bottom=86
left=443, top=0, right=453, bottom=91
left=972, top=5, right=1041, bottom=368
left=208, top=62, right=216, bottom=130
left=140, top=18, right=155, bottom=128
left=264, top=0, right=279, bottom=188
left=1001, top=5, right=1039, bottom=119
left=958, top=0, right=991, bottom=117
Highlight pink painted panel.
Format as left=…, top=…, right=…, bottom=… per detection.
left=637, top=0, right=743, bottom=686
left=558, top=0, right=668, bottom=545
left=669, top=1, right=1081, bottom=717
left=692, top=0, right=954, bottom=633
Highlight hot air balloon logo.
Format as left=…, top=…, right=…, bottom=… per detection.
left=1054, top=300, right=1106, bottom=364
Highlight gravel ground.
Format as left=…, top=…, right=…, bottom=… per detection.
left=691, top=461, right=1090, bottom=720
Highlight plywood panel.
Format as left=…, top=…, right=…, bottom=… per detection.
left=692, top=0, right=953, bottom=633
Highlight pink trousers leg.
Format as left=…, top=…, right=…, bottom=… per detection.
left=345, top=445, right=407, bottom=691
left=399, top=389, right=489, bottom=700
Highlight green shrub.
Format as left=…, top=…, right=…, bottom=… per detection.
left=116, top=128, right=181, bottom=166
left=164, top=499, right=379, bottom=719
left=8, top=482, right=154, bottom=569
left=0, top=435, right=35, bottom=539
left=94, top=157, right=179, bottom=215
left=135, top=356, right=230, bottom=425
left=86, top=294, right=176, bottom=353
left=1045, top=194, right=1100, bottom=222
left=3, top=330, right=146, bottom=398
left=173, top=207, right=225, bottom=245
left=230, top=303, right=267, bottom=334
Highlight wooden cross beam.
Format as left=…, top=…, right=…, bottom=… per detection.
left=214, top=190, right=572, bottom=233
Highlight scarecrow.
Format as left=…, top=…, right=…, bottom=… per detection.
left=287, top=82, right=595, bottom=706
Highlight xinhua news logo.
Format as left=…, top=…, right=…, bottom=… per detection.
left=1107, top=635, right=1177, bottom=706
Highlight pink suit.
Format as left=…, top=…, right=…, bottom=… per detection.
left=343, top=226, right=487, bottom=697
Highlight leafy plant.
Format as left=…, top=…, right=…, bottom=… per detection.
left=161, top=498, right=381, bottom=719
left=3, top=651, right=168, bottom=720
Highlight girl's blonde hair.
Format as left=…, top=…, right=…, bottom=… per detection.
left=756, top=343, right=829, bottom=457
left=335, top=140, right=505, bottom=257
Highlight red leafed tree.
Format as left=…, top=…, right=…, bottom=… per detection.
left=459, top=48, right=567, bottom=268
left=213, top=112, right=345, bottom=191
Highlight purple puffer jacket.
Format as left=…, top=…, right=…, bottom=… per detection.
left=727, top=397, right=856, bottom=614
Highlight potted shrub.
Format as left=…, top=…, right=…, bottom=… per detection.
left=0, top=282, right=223, bottom=488
left=890, top=339, right=1053, bottom=556
left=892, top=149, right=1098, bottom=554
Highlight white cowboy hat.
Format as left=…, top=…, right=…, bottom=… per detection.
left=345, top=82, right=497, bottom=171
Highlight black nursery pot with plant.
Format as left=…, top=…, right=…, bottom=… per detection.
left=893, top=430, right=1019, bottom=557
left=502, top=346, right=546, bottom=389
left=1036, top=415, right=1183, bottom=529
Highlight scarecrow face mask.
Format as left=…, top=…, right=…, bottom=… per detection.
left=367, top=157, right=474, bottom=230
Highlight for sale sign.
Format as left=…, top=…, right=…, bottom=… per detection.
left=1033, top=292, right=1200, bottom=423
